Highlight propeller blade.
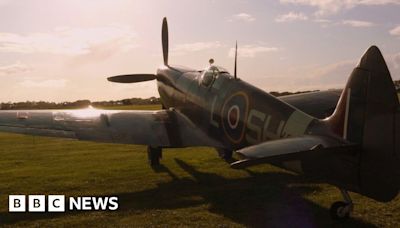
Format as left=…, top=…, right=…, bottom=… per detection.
left=107, top=74, right=157, bottom=83
left=162, top=17, right=169, bottom=66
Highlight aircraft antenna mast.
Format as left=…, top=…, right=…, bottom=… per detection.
left=234, top=41, right=238, bottom=79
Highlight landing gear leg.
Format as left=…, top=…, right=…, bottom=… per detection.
left=216, top=148, right=234, bottom=161
left=330, top=189, right=353, bottom=220
left=147, top=146, right=162, bottom=167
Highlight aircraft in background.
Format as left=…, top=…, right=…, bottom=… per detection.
left=0, top=18, right=399, bottom=220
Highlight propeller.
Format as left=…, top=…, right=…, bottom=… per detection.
left=107, top=74, right=156, bottom=83
left=108, top=17, right=169, bottom=84
left=162, top=17, right=169, bottom=66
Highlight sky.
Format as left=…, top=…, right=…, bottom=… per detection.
left=0, top=0, right=400, bottom=102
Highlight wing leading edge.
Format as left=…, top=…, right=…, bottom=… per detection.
left=0, top=108, right=222, bottom=148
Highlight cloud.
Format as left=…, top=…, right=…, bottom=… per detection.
left=260, top=60, right=355, bottom=92
left=390, top=25, right=400, bottom=36
left=308, top=52, right=400, bottom=85
left=313, top=19, right=375, bottom=28
left=0, top=62, right=31, bottom=76
left=293, top=51, right=400, bottom=89
left=228, top=45, right=278, bottom=58
left=227, top=13, right=256, bottom=22
left=275, top=12, right=308, bottom=22
left=171, top=41, right=222, bottom=55
left=314, top=18, right=333, bottom=27
left=0, top=0, right=10, bottom=6
left=257, top=48, right=400, bottom=92
left=19, top=79, right=67, bottom=88
left=342, top=20, right=375, bottom=27
left=392, top=52, right=400, bottom=69
left=0, top=26, right=137, bottom=56
left=310, top=60, right=356, bottom=82
left=314, top=19, right=331, bottom=23
left=384, top=52, right=400, bottom=78
left=280, top=0, right=400, bottom=16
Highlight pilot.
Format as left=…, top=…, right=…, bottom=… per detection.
left=200, top=59, right=219, bottom=87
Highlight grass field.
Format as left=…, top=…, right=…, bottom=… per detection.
left=0, top=105, right=399, bottom=227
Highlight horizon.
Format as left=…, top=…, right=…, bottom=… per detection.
left=0, top=89, right=323, bottom=103
left=0, top=0, right=400, bottom=102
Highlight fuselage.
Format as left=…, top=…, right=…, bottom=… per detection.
left=156, top=65, right=319, bottom=151
left=155, top=65, right=365, bottom=196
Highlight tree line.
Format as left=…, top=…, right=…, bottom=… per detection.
left=0, top=97, right=160, bottom=110
left=1, top=83, right=399, bottom=110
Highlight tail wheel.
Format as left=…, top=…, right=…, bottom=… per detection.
left=330, top=189, right=353, bottom=220
left=330, top=201, right=350, bottom=220
left=216, top=148, right=233, bottom=161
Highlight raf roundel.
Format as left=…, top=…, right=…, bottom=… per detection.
left=227, top=105, right=240, bottom=129
left=221, top=92, right=249, bottom=144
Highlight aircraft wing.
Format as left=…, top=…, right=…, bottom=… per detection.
left=280, top=90, right=342, bottom=119
left=0, top=109, right=222, bottom=148
left=230, top=135, right=356, bottom=169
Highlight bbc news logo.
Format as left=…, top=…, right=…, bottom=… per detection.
left=9, top=195, right=118, bottom=212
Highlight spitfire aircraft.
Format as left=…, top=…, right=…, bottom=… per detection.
left=0, top=17, right=399, bottom=220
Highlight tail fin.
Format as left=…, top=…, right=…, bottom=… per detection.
left=326, top=46, right=400, bottom=201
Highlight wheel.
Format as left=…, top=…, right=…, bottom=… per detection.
left=216, top=148, right=233, bottom=161
left=147, top=146, right=162, bottom=167
left=330, top=201, right=350, bottom=220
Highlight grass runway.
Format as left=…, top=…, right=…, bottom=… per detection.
left=0, top=105, right=399, bottom=227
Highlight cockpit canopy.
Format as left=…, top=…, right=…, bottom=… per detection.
left=200, top=66, right=229, bottom=87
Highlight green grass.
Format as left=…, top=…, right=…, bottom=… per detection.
left=0, top=105, right=399, bottom=227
